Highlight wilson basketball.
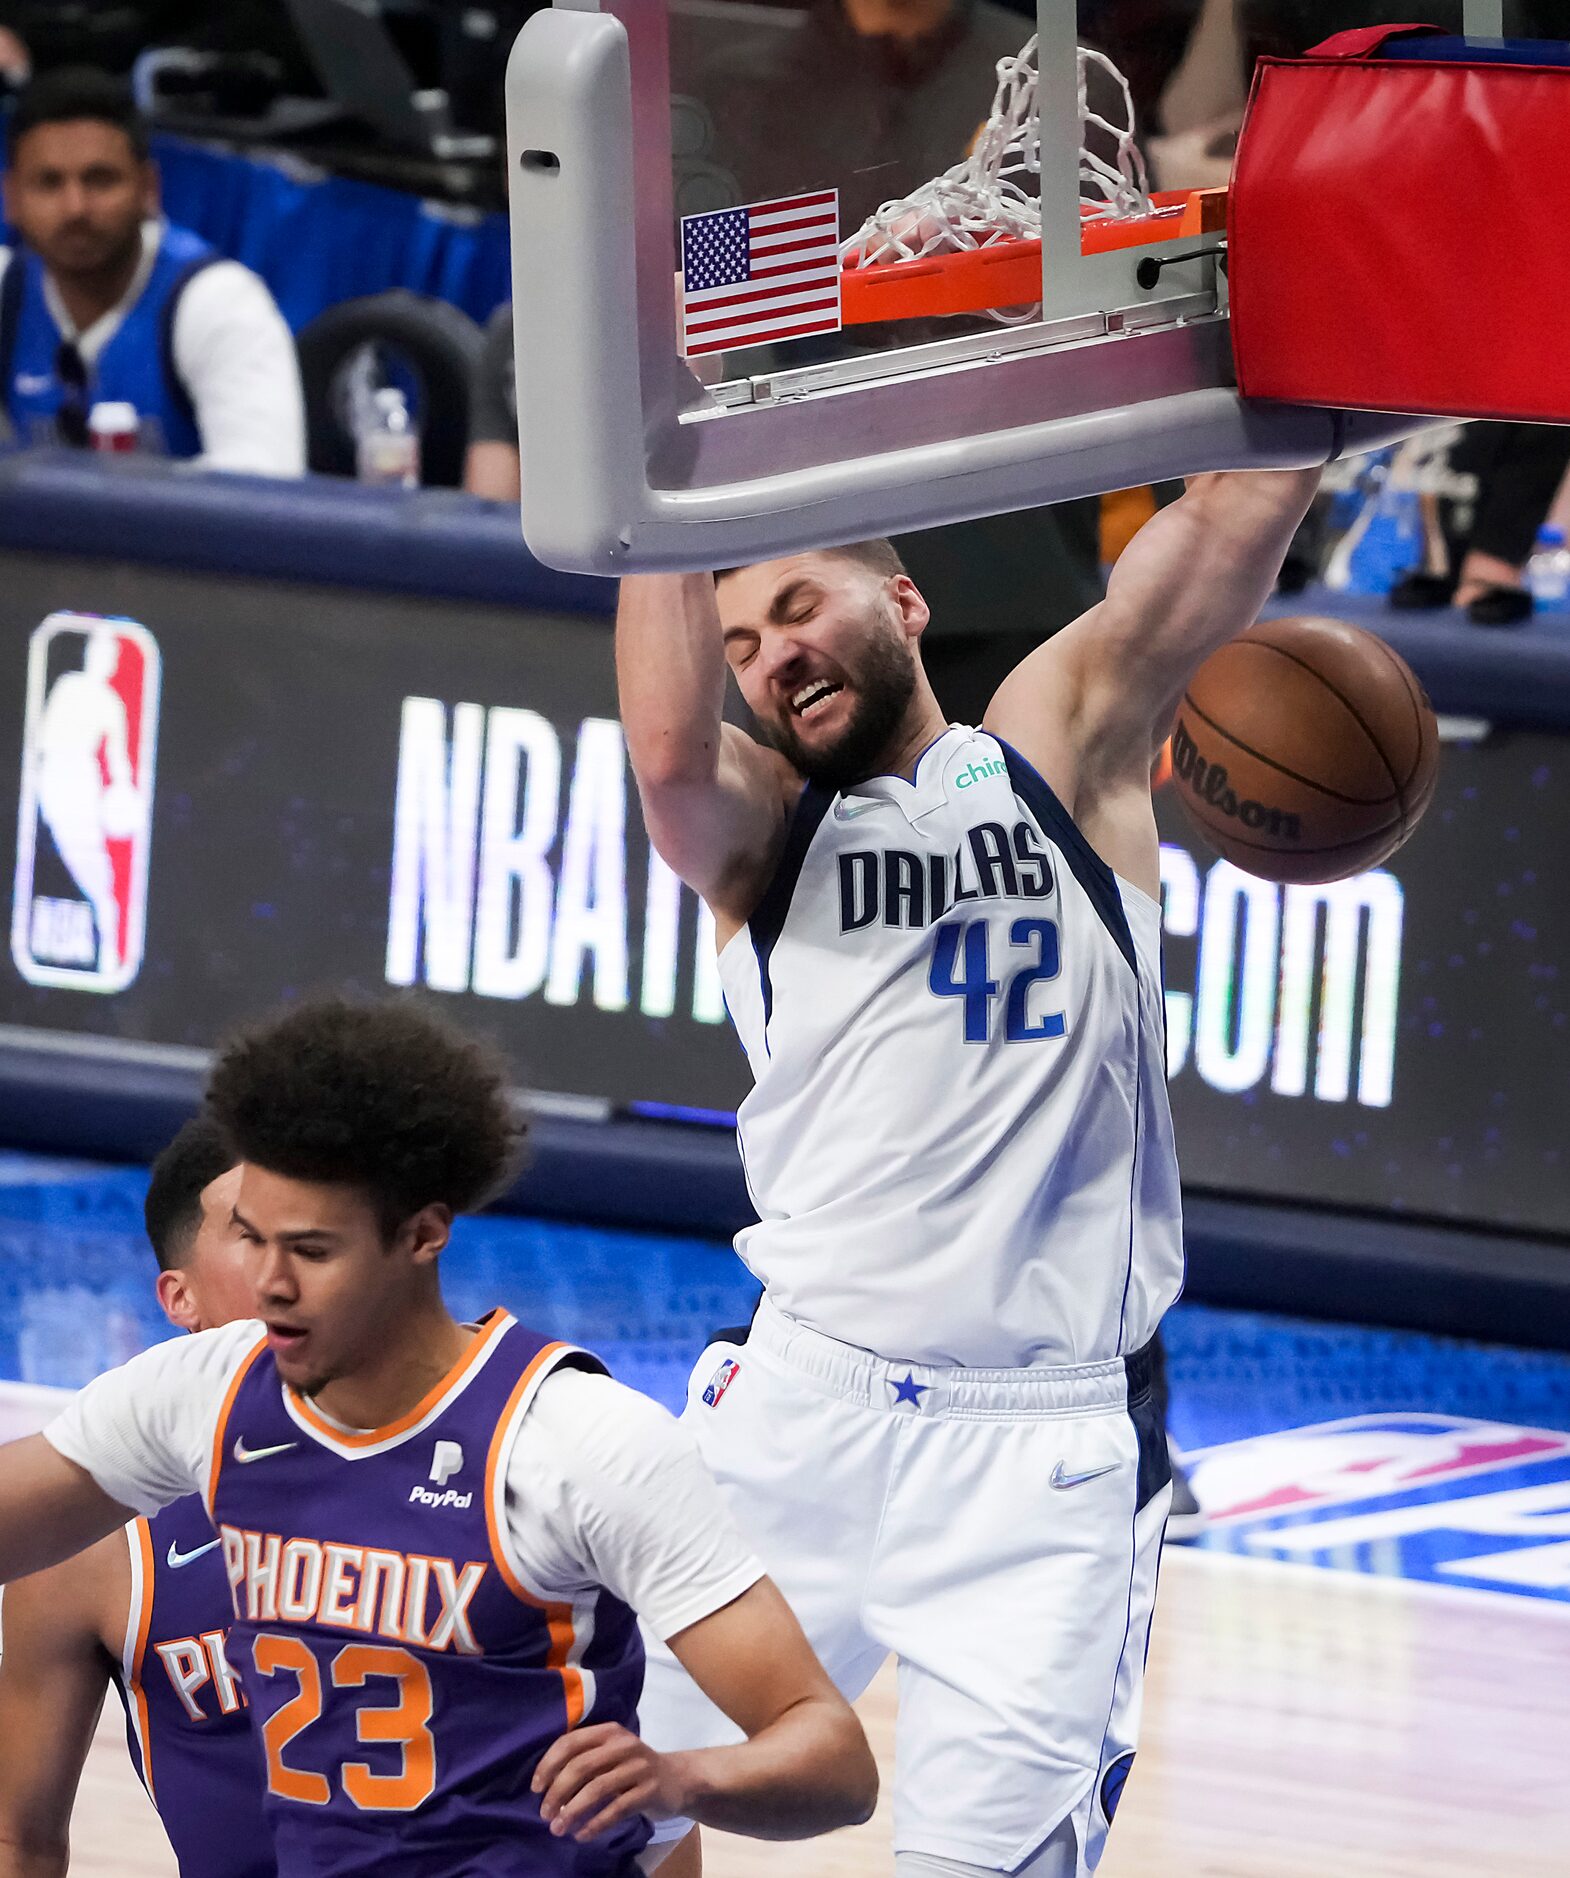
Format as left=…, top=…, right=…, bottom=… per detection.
left=1169, top=617, right=1439, bottom=885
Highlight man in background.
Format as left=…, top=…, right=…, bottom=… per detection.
left=1, top=66, right=304, bottom=473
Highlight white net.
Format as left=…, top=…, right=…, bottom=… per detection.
left=840, top=36, right=1152, bottom=298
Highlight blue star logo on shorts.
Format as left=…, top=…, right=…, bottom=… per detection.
left=891, top=1372, right=929, bottom=1408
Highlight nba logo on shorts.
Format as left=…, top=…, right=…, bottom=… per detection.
left=11, top=613, right=160, bottom=993
left=702, top=1357, right=741, bottom=1407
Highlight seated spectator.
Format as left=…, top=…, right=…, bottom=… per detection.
left=464, top=300, right=519, bottom=502
left=0, top=66, right=304, bottom=474
left=1391, top=422, right=1570, bottom=627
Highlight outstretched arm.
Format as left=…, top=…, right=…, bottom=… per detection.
left=985, top=468, right=1319, bottom=889
left=534, top=1577, right=876, bottom=1842
left=0, top=1438, right=130, bottom=1584
left=617, top=574, right=796, bottom=922
left=9, top=1321, right=262, bottom=1587
left=0, top=1542, right=121, bottom=1878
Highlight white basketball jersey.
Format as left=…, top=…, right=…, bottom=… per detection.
left=719, top=725, right=1183, bottom=1369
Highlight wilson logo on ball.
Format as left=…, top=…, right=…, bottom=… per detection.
left=1170, top=720, right=1302, bottom=842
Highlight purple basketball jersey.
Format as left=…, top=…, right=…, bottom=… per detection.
left=208, top=1310, right=648, bottom=1876
left=114, top=1496, right=274, bottom=1877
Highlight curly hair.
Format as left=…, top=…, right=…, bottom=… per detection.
left=144, top=1114, right=235, bottom=1271
left=206, top=1000, right=524, bottom=1230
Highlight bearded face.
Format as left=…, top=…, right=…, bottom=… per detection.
left=721, top=557, right=925, bottom=789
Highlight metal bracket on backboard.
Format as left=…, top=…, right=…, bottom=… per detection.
left=505, top=0, right=1429, bottom=573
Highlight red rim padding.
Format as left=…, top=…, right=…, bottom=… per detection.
left=1231, top=48, right=1570, bottom=423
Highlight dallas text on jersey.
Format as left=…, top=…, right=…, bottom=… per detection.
left=838, top=821, right=1055, bottom=932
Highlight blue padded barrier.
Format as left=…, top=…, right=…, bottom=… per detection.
left=0, top=453, right=613, bottom=615
left=0, top=454, right=1568, bottom=722
left=2, top=1029, right=1566, bottom=1347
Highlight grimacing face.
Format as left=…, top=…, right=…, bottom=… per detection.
left=231, top=1165, right=447, bottom=1398
left=717, top=554, right=926, bottom=787
left=4, top=118, right=153, bottom=281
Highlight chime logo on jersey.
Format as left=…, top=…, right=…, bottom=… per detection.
left=11, top=613, right=160, bottom=993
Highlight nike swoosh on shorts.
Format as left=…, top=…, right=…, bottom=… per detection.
left=1049, top=1459, right=1120, bottom=1490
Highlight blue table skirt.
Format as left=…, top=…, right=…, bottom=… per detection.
left=151, top=135, right=512, bottom=332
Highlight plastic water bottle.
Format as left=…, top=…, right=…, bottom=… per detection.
left=1526, top=524, right=1570, bottom=613
left=355, top=386, right=421, bottom=489
left=88, top=400, right=140, bottom=454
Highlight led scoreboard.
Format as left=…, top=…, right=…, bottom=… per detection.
left=0, top=540, right=1565, bottom=1242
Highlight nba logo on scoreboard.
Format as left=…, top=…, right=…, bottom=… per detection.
left=11, top=613, right=161, bottom=993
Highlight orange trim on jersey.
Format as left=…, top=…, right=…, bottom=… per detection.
left=484, top=1340, right=585, bottom=1726
left=287, top=1310, right=512, bottom=1451
left=127, top=1519, right=158, bottom=1800
left=206, top=1333, right=270, bottom=1515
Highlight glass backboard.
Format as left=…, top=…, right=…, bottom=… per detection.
left=504, top=0, right=1492, bottom=571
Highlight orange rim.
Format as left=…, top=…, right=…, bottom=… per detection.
left=841, top=187, right=1227, bottom=325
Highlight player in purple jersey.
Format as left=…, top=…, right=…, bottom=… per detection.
left=0, top=1000, right=876, bottom=1874
left=0, top=1117, right=272, bottom=1878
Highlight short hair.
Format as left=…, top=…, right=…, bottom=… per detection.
left=205, top=999, right=524, bottom=1232
left=714, top=539, right=907, bottom=584
left=7, top=67, right=150, bottom=164
left=144, top=1115, right=236, bottom=1272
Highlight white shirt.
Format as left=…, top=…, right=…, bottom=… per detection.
left=722, top=725, right=1184, bottom=1369
left=0, top=220, right=306, bottom=478
left=44, top=1320, right=763, bottom=1642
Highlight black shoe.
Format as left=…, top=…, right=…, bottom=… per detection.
left=1467, top=585, right=1533, bottom=627
left=1388, top=569, right=1458, bottom=610
left=1164, top=1440, right=1206, bottom=1545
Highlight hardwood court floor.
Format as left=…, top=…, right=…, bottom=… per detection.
left=66, top=1549, right=1570, bottom=1876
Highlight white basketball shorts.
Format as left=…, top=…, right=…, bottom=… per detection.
left=637, top=1294, right=1171, bottom=1871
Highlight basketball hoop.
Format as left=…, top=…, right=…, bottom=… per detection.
left=840, top=37, right=1219, bottom=327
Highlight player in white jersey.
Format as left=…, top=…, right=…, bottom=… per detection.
left=618, top=468, right=1322, bottom=1877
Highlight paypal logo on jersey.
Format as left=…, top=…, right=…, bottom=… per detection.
left=411, top=1438, right=472, bottom=1508
left=410, top=1483, right=475, bottom=1510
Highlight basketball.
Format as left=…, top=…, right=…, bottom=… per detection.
left=1168, top=616, right=1439, bottom=885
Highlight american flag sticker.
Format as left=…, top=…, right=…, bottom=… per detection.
left=679, top=190, right=841, bottom=358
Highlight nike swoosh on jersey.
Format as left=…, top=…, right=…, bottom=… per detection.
left=166, top=1537, right=223, bottom=1569
left=232, top=1437, right=298, bottom=1465
left=1049, top=1459, right=1120, bottom=1490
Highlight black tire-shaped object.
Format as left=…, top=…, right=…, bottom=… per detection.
left=295, top=291, right=484, bottom=487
